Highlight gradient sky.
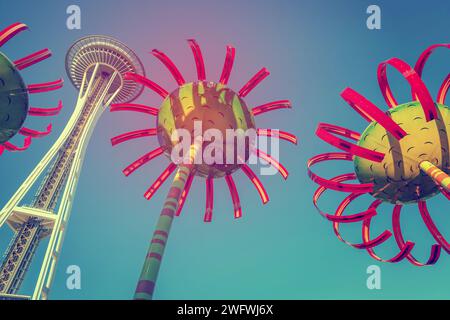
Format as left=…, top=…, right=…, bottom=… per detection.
left=0, top=0, right=449, bottom=299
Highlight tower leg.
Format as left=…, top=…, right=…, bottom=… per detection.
left=0, top=218, right=43, bottom=295
left=32, top=70, right=121, bottom=300
left=0, top=67, right=92, bottom=229
left=134, top=165, right=192, bottom=300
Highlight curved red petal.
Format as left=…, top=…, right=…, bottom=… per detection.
left=3, top=136, right=32, bottom=151
left=392, top=205, right=441, bottom=266
left=316, top=123, right=385, bottom=162
left=0, top=22, right=28, bottom=47
left=307, top=152, right=374, bottom=193
left=377, top=57, right=437, bottom=121
left=144, top=163, right=177, bottom=200
left=204, top=178, right=214, bottom=222
left=238, top=68, right=270, bottom=98
left=152, top=49, right=186, bottom=86
left=341, top=87, right=407, bottom=140
left=418, top=201, right=450, bottom=254
left=414, top=44, right=449, bottom=77
left=110, top=103, right=159, bottom=116
left=28, top=100, right=63, bottom=117
left=14, top=48, right=52, bottom=70
left=331, top=194, right=391, bottom=249
left=175, top=173, right=194, bottom=217
left=255, top=149, right=288, bottom=179
left=28, top=79, right=63, bottom=94
left=362, top=200, right=415, bottom=263
left=124, top=73, right=168, bottom=98
left=19, top=124, right=52, bottom=138
left=437, top=73, right=449, bottom=105
left=241, top=164, right=269, bottom=204
left=252, top=100, right=291, bottom=116
left=123, top=147, right=164, bottom=177
left=111, top=128, right=157, bottom=146
left=225, top=174, right=242, bottom=219
left=187, top=39, right=206, bottom=81
left=219, top=45, right=235, bottom=85
left=313, top=173, right=377, bottom=223
left=257, top=129, right=298, bottom=145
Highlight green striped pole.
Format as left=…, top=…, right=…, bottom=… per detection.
left=134, top=137, right=201, bottom=300
left=134, top=164, right=192, bottom=300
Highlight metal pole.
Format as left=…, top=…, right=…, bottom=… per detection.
left=420, top=160, right=450, bottom=192
left=134, top=165, right=192, bottom=300
left=134, top=138, right=201, bottom=300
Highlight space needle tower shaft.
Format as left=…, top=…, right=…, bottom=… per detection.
left=0, top=36, right=144, bottom=300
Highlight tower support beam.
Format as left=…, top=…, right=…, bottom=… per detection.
left=0, top=36, right=144, bottom=299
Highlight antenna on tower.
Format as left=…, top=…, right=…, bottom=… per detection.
left=0, top=36, right=144, bottom=300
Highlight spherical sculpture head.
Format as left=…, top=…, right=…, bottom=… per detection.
left=157, top=81, right=256, bottom=178
left=354, top=101, right=450, bottom=204
left=0, top=52, right=28, bottom=144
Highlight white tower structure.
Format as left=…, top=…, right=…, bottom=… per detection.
left=0, top=36, right=144, bottom=300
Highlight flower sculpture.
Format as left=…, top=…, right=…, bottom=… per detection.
left=111, top=39, right=296, bottom=298
left=308, top=44, right=449, bottom=266
left=0, top=22, right=63, bottom=156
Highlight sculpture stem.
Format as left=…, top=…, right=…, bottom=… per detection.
left=420, top=160, right=450, bottom=192
left=134, top=165, right=192, bottom=300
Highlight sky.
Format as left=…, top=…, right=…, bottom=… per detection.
left=0, top=0, right=449, bottom=299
